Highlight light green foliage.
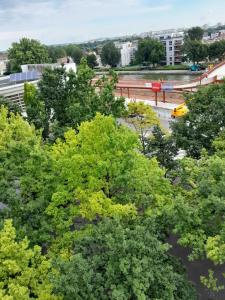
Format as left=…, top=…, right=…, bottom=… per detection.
left=8, top=37, right=50, bottom=72
left=126, top=101, right=160, bottom=153
left=0, top=220, right=58, bottom=299
left=52, top=218, right=197, bottom=300
left=100, top=42, right=121, bottom=67
left=135, top=38, right=164, bottom=66
left=46, top=114, right=172, bottom=243
left=0, top=97, right=22, bottom=115
left=201, top=270, right=224, bottom=292
left=171, top=83, right=225, bottom=158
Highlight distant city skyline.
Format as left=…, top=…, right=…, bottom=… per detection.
left=0, top=0, right=225, bottom=50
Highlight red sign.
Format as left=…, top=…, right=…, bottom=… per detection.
left=152, top=82, right=161, bottom=92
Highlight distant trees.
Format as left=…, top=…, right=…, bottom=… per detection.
left=8, top=38, right=50, bottom=72
left=182, top=40, right=208, bottom=64
left=48, top=45, right=67, bottom=62
left=208, top=40, right=225, bottom=61
left=182, top=27, right=208, bottom=64
left=47, top=44, right=84, bottom=64
left=135, top=38, right=164, bottom=66
left=101, top=42, right=121, bottom=67
left=186, top=26, right=204, bottom=41
left=65, top=44, right=83, bottom=64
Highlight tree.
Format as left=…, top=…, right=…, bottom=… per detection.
left=135, top=38, right=164, bottom=66
left=86, top=53, right=97, bottom=68
left=8, top=38, right=50, bottom=72
left=37, top=59, right=125, bottom=138
left=125, top=101, right=160, bottom=153
left=0, top=106, right=55, bottom=245
left=171, top=83, right=225, bottom=158
left=23, top=83, right=45, bottom=130
left=100, top=42, right=121, bottom=67
left=208, top=40, right=225, bottom=61
left=183, top=40, right=208, bottom=64
left=186, top=27, right=204, bottom=41
left=146, top=125, right=178, bottom=171
left=0, top=219, right=57, bottom=299
left=65, top=44, right=83, bottom=64
left=52, top=218, right=197, bottom=300
left=46, top=113, right=172, bottom=249
left=48, top=46, right=67, bottom=63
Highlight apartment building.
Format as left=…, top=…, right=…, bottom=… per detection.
left=115, top=41, right=138, bottom=67
left=155, top=32, right=184, bottom=65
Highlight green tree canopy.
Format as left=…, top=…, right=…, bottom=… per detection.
left=8, top=38, right=50, bottom=72
left=52, top=218, right=197, bottom=300
left=182, top=40, right=208, bottom=64
left=46, top=113, right=172, bottom=249
left=135, top=38, right=164, bottom=66
left=65, top=44, right=83, bottom=64
left=100, top=42, right=121, bottom=67
left=48, top=46, right=67, bottom=63
left=208, top=40, right=225, bottom=61
left=125, top=101, right=160, bottom=153
left=186, top=26, right=204, bottom=41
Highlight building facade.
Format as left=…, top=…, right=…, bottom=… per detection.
left=155, top=32, right=184, bottom=65
left=115, top=42, right=138, bottom=67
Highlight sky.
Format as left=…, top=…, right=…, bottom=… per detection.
left=0, top=0, right=225, bottom=50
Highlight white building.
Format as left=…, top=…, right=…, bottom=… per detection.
left=116, top=42, right=137, bottom=67
left=154, top=32, right=184, bottom=65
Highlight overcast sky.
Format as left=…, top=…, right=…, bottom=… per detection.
left=0, top=0, right=225, bottom=50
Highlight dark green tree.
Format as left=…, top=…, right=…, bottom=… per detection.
left=65, top=44, right=83, bottom=64
left=48, top=46, right=67, bottom=62
left=36, top=59, right=125, bottom=138
left=171, top=83, right=225, bottom=158
left=146, top=125, right=178, bottom=171
left=182, top=40, right=208, bottom=64
left=86, top=53, right=97, bottom=68
left=186, top=26, right=204, bottom=41
left=52, top=218, right=197, bottom=300
left=100, top=42, right=121, bottom=67
left=208, top=40, right=225, bottom=61
left=8, top=38, right=50, bottom=72
left=135, top=38, right=164, bottom=66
